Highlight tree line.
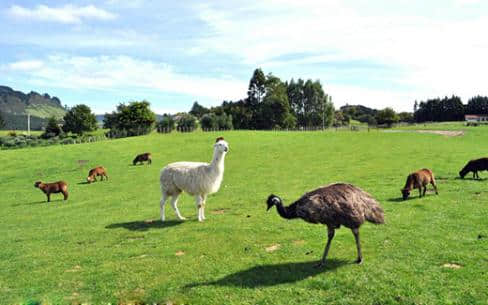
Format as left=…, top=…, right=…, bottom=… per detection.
left=186, top=68, right=335, bottom=130
left=414, top=95, right=488, bottom=123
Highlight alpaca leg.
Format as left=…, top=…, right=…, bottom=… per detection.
left=201, top=195, right=207, bottom=220
left=418, top=187, right=422, bottom=198
left=195, top=195, right=204, bottom=222
left=423, top=186, right=427, bottom=196
left=160, top=193, right=168, bottom=221
left=171, top=195, right=186, bottom=220
left=316, top=226, right=335, bottom=267
left=352, top=228, right=362, bottom=264
left=431, top=181, right=438, bottom=195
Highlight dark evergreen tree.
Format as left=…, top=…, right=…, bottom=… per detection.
left=62, top=104, right=97, bottom=135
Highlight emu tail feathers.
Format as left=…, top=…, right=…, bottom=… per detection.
left=365, top=202, right=385, bottom=224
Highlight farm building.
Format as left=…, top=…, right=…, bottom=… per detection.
left=465, top=114, right=488, bottom=122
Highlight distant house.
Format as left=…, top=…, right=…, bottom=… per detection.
left=465, top=114, right=488, bottom=122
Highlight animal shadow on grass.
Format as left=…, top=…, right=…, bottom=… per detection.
left=13, top=199, right=63, bottom=207
left=105, top=220, right=182, bottom=231
left=77, top=181, right=90, bottom=185
left=454, top=177, right=486, bottom=181
left=185, top=259, right=347, bottom=289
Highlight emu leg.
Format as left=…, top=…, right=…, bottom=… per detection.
left=352, top=228, right=362, bottom=264
left=160, top=193, right=168, bottom=221
left=171, top=195, right=186, bottom=220
left=316, top=226, right=335, bottom=267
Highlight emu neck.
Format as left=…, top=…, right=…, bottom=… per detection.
left=210, top=150, right=226, bottom=172
left=275, top=202, right=298, bottom=219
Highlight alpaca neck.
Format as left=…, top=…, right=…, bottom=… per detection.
left=275, top=202, right=297, bottom=219
left=210, top=150, right=226, bottom=172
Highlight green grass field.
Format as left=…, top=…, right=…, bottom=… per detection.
left=1, top=127, right=487, bottom=304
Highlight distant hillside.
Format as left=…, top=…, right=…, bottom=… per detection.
left=0, top=86, right=67, bottom=130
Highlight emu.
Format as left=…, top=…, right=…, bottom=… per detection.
left=160, top=137, right=229, bottom=222
left=266, top=183, right=384, bottom=267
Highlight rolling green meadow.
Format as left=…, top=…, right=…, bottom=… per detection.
left=1, top=125, right=487, bottom=304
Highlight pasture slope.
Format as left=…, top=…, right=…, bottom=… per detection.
left=0, top=125, right=487, bottom=304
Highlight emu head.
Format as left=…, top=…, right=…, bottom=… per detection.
left=401, top=188, right=410, bottom=200
left=266, top=194, right=281, bottom=211
left=214, top=137, right=229, bottom=153
left=34, top=181, right=42, bottom=188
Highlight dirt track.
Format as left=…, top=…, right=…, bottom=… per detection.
left=415, top=130, right=464, bottom=137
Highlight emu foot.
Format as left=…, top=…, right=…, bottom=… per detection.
left=314, top=260, right=326, bottom=268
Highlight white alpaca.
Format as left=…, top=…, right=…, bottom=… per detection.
left=160, top=137, right=229, bottom=222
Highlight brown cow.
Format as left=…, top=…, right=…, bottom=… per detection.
left=34, top=181, right=68, bottom=202
left=133, top=152, right=152, bottom=165
left=401, top=168, right=439, bottom=200
left=87, top=166, right=108, bottom=183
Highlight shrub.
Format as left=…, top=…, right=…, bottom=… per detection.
left=177, top=114, right=197, bottom=132
left=201, top=113, right=218, bottom=130
left=157, top=115, right=175, bottom=133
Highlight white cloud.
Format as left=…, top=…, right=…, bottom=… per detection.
left=8, top=60, right=44, bottom=71
left=192, top=0, right=488, bottom=109
left=3, top=55, right=247, bottom=103
left=8, top=4, right=116, bottom=24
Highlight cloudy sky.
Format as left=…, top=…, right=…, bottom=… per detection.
left=1, top=0, right=487, bottom=114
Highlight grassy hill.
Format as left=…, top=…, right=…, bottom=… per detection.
left=0, top=85, right=67, bottom=130
left=0, top=126, right=487, bottom=304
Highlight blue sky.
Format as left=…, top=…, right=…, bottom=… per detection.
left=1, top=0, right=487, bottom=114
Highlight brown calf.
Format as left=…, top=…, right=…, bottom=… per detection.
left=401, top=168, right=439, bottom=200
left=87, top=166, right=108, bottom=183
left=34, top=181, right=68, bottom=202
left=133, top=152, right=152, bottom=165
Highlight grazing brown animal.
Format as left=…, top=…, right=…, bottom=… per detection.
left=133, top=152, right=152, bottom=165
left=34, top=181, right=68, bottom=202
left=459, top=157, right=488, bottom=179
left=87, top=166, right=108, bottom=183
left=266, top=183, right=384, bottom=267
left=401, top=168, right=438, bottom=200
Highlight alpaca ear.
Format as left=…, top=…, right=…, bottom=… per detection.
left=215, top=136, right=224, bottom=143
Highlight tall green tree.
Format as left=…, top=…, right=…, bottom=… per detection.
left=376, top=107, right=399, bottom=127
left=62, top=104, right=97, bottom=135
left=466, top=96, right=488, bottom=115
left=42, top=116, right=63, bottom=138
left=104, top=101, right=156, bottom=136
left=189, top=101, right=209, bottom=118
left=287, top=78, right=334, bottom=128
left=255, top=75, right=296, bottom=129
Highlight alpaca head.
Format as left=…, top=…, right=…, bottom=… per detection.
left=34, top=181, right=42, bottom=188
left=87, top=176, right=94, bottom=183
left=459, top=168, right=468, bottom=179
left=266, top=194, right=282, bottom=211
left=401, top=188, right=410, bottom=200
left=214, top=137, right=229, bottom=154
